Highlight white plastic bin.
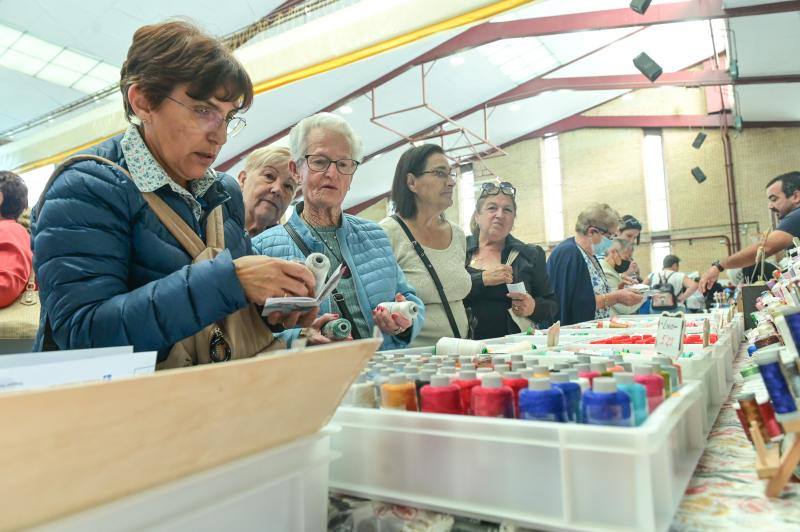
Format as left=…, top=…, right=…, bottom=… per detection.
left=330, top=381, right=706, bottom=532
left=36, top=428, right=337, bottom=532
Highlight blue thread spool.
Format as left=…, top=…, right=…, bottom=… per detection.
left=518, top=378, right=567, bottom=422
left=755, top=346, right=799, bottom=421
left=550, top=373, right=581, bottom=422
left=582, top=377, right=633, bottom=427
left=613, top=372, right=648, bottom=426
left=775, top=309, right=800, bottom=359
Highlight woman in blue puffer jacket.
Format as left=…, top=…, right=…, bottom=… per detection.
left=31, top=21, right=317, bottom=362
left=252, top=113, right=425, bottom=350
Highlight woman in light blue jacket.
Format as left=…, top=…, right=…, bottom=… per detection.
left=252, top=113, right=424, bottom=349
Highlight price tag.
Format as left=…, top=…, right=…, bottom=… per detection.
left=547, top=321, right=561, bottom=348
left=702, top=319, right=711, bottom=347
left=656, top=312, right=685, bottom=359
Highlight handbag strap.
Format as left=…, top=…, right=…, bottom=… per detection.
left=391, top=214, right=461, bottom=338
left=38, top=154, right=221, bottom=259
left=284, top=221, right=362, bottom=340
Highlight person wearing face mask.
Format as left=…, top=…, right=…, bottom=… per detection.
left=546, top=204, right=644, bottom=325
left=238, top=146, right=298, bottom=237
left=600, top=238, right=644, bottom=315
left=464, top=181, right=559, bottom=338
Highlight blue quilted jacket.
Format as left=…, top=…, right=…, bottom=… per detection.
left=251, top=203, right=424, bottom=349
left=31, top=134, right=250, bottom=361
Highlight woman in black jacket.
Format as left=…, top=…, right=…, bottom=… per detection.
left=464, top=181, right=559, bottom=339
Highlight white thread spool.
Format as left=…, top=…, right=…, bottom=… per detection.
left=342, top=380, right=377, bottom=408
left=435, top=337, right=486, bottom=357
left=305, top=253, right=330, bottom=298
left=377, top=301, right=419, bottom=321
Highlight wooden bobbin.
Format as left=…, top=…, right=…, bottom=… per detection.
left=751, top=421, right=780, bottom=479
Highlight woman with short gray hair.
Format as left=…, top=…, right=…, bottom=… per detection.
left=546, top=203, right=643, bottom=325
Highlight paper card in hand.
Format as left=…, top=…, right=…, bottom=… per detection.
left=261, top=264, right=346, bottom=316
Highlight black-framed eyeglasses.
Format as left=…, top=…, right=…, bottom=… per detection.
left=304, top=154, right=360, bottom=175
left=164, top=95, right=246, bottom=137
left=418, top=169, right=457, bottom=179
left=480, top=181, right=516, bottom=198
left=589, top=225, right=615, bottom=237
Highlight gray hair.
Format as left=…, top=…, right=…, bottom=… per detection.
left=288, top=112, right=363, bottom=164
left=610, top=237, right=634, bottom=253
left=574, top=203, right=621, bottom=235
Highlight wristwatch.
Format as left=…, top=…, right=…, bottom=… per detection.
left=711, top=260, right=725, bottom=272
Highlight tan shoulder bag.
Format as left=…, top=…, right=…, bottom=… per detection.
left=41, top=155, right=283, bottom=369
left=0, top=270, right=39, bottom=340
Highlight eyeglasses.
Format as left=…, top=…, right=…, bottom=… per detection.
left=590, top=225, right=616, bottom=237
left=165, top=95, right=247, bottom=137
left=418, top=169, right=457, bottom=179
left=304, top=154, right=360, bottom=175
left=480, top=181, right=516, bottom=198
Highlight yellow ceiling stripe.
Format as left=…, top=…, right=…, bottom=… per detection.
left=15, top=0, right=534, bottom=174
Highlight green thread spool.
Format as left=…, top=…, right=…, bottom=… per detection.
left=322, top=318, right=352, bottom=339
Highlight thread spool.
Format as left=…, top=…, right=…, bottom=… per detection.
left=436, top=337, right=487, bottom=357
left=377, top=301, right=419, bottom=322
left=415, top=369, right=433, bottom=405
left=738, top=392, right=770, bottom=442
left=576, top=364, right=600, bottom=387
left=381, top=373, right=419, bottom=411
left=321, top=318, right=352, bottom=339
left=502, top=371, right=529, bottom=417
left=650, top=363, right=672, bottom=398
left=305, top=253, right=330, bottom=298
left=582, top=377, right=633, bottom=427
left=342, top=375, right=377, bottom=408
left=420, top=374, right=462, bottom=415
left=653, top=356, right=680, bottom=391
left=758, top=396, right=784, bottom=440
left=471, top=374, right=514, bottom=418
left=550, top=373, right=581, bottom=422
left=452, top=369, right=481, bottom=414
left=614, top=372, right=648, bottom=426
left=755, top=347, right=800, bottom=421
left=633, top=365, right=664, bottom=413
left=519, top=378, right=567, bottom=422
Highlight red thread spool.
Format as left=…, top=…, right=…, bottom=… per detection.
left=576, top=363, right=601, bottom=387
left=502, top=371, right=529, bottom=418
left=734, top=403, right=753, bottom=442
left=420, top=374, right=462, bottom=415
left=452, top=370, right=481, bottom=414
left=758, top=396, right=784, bottom=440
left=471, top=374, right=514, bottom=418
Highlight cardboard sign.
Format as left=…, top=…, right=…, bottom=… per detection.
left=702, top=319, right=711, bottom=347
left=547, top=321, right=561, bottom=348
left=656, top=312, right=685, bottom=359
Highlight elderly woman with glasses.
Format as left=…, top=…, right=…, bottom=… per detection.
left=380, top=144, right=471, bottom=346
left=464, top=181, right=559, bottom=338
left=252, top=113, right=424, bottom=348
left=546, top=203, right=644, bottom=325
left=31, top=22, right=317, bottom=361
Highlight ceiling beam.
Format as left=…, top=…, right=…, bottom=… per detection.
left=218, top=0, right=800, bottom=172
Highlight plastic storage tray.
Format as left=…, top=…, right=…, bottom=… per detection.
left=330, top=381, right=706, bottom=532
left=38, top=429, right=337, bottom=532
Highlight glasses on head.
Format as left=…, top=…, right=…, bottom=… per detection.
left=419, top=168, right=457, bottom=180
left=165, top=95, right=247, bottom=137
left=304, top=154, right=360, bottom=175
left=480, top=181, right=516, bottom=198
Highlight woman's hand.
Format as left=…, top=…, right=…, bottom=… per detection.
left=303, top=313, right=352, bottom=345
left=234, top=255, right=317, bottom=328
left=482, top=264, right=513, bottom=286
left=372, top=293, right=412, bottom=336
left=612, top=288, right=644, bottom=307
left=507, top=291, right=535, bottom=317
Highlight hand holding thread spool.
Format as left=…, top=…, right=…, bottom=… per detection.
left=305, top=253, right=330, bottom=299
left=321, top=318, right=352, bottom=340
left=373, top=293, right=414, bottom=336
left=377, top=301, right=419, bottom=322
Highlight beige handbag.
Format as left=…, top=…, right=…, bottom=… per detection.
left=0, top=270, right=39, bottom=339
left=505, top=250, right=535, bottom=333
left=42, top=155, right=283, bottom=368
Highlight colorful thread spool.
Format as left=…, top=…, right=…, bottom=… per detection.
left=653, top=356, right=680, bottom=391
left=415, top=369, right=433, bottom=405
left=435, top=337, right=487, bottom=357
left=582, top=377, right=633, bottom=427
left=650, top=363, right=672, bottom=398
left=519, top=378, right=568, bottom=422
left=380, top=373, right=419, bottom=411
left=633, top=365, right=664, bottom=413
left=342, top=374, right=377, bottom=408
left=613, top=372, right=648, bottom=426
left=530, top=365, right=550, bottom=378
left=550, top=373, right=581, bottom=422
left=758, top=396, right=785, bottom=440
left=377, top=300, right=420, bottom=322
left=305, top=252, right=330, bottom=299
left=420, top=374, right=462, bottom=415
left=471, top=374, right=514, bottom=418
left=503, top=371, right=529, bottom=417
left=755, top=347, right=800, bottom=421
left=576, top=363, right=601, bottom=387
left=452, top=369, right=481, bottom=414
left=737, top=392, right=771, bottom=442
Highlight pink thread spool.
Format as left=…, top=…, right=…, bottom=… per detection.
left=633, top=365, right=664, bottom=413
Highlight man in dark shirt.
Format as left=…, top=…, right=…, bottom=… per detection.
left=700, top=171, right=800, bottom=291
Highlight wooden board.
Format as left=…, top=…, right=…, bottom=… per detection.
left=0, top=338, right=379, bottom=530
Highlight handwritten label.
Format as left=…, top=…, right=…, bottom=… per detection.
left=656, top=312, right=685, bottom=359
left=547, top=321, right=561, bottom=348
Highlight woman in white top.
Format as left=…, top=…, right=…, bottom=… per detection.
left=380, top=144, right=471, bottom=347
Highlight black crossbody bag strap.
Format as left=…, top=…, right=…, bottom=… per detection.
left=391, top=214, right=462, bottom=338
left=284, top=222, right=362, bottom=339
